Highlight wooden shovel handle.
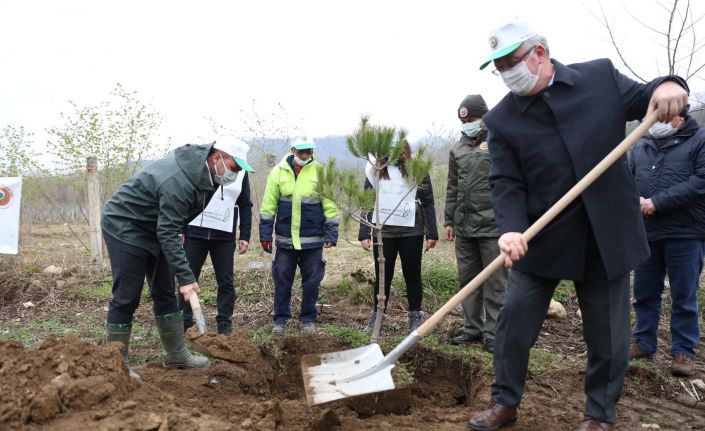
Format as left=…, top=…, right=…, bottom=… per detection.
left=417, top=111, right=660, bottom=337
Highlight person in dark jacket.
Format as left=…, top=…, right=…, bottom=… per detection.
left=358, top=140, right=439, bottom=333
left=101, top=138, right=254, bottom=374
left=445, top=94, right=507, bottom=353
left=466, top=21, right=689, bottom=431
left=179, top=135, right=254, bottom=336
left=627, top=109, right=705, bottom=378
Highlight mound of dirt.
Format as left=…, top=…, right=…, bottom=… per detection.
left=0, top=333, right=138, bottom=428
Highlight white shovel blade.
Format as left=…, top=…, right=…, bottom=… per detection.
left=302, top=343, right=396, bottom=405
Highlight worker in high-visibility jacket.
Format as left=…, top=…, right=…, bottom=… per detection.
left=259, top=137, right=339, bottom=335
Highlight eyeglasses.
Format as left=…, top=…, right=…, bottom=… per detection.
left=491, top=46, right=535, bottom=76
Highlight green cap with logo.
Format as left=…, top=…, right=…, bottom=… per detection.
left=480, top=21, right=536, bottom=70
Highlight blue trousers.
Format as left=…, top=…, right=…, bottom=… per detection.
left=272, top=247, right=325, bottom=324
left=633, top=239, right=703, bottom=357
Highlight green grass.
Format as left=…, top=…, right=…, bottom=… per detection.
left=388, top=259, right=458, bottom=310
left=393, top=362, right=415, bottom=387
left=246, top=324, right=287, bottom=372
left=71, top=275, right=151, bottom=302
left=320, top=323, right=370, bottom=348
left=527, top=348, right=561, bottom=376
left=1, top=315, right=105, bottom=347
left=553, top=280, right=575, bottom=303
left=128, top=322, right=162, bottom=365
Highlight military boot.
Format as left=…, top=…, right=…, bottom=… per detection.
left=106, top=322, right=141, bottom=381
left=217, top=321, right=233, bottom=336
left=362, top=310, right=387, bottom=335
left=155, top=311, right=210, bottom=369
left=408, top=311, right=424, bottom=332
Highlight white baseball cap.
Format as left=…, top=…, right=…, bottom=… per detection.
left=480, top=21, right=536, bottom=70
left=291, top=136, right=317, bottom=150
left=213, top=134, right=254, bottom=172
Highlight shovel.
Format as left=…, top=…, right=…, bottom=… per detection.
left=301, top=111, right=660, bottom=406
left=189, top=291, right=207, bottom=334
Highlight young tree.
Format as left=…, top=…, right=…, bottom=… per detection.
left=47, top=83, right=164, bottom=216
left=0, top=125, right=36, bottom=177
left=317, top=116, right=433, bottom=341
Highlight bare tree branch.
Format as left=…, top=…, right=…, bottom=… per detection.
left=598, top=0, right=648, bottom=82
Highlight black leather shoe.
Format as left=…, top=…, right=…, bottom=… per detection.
left=483, top=338, right=495, bottom=354
left=451, top=332, right=482, bottom=345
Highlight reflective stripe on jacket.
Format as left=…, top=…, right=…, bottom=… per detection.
left=259, top=155, right=339, bottom=250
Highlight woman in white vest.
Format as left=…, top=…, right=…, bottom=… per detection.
left=180, top=135, right=253, bottom=336
left=358, top=140, right=438, bottom=333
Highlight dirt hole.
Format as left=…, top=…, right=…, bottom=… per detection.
left=1, top=330, right=489, bottom=430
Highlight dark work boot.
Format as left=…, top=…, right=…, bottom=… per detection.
left=155, top=311, right=210, bottom=369
left=217, top=321, right=233, bottom=336
left=408, top=311, right=423, bottom=332
left=106, top=322, right=141, bottom=381
left=362, top=310, right=387, bottom=335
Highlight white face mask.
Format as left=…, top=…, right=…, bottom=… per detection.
left=461, top=120, right=483, bottom=138
left=293, top=155, right=310, bottom=167
left=213, top=157, right=239, bottom=186
left=500, top=52, right=541, bottom=96
left=648, top=121, right=679, bottom=139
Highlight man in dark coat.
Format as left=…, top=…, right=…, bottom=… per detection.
left=628, top=109, right=705, bottom=377
left=466, top=21, right=689, bottom=431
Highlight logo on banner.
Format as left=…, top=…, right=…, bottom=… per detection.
left=0, top=185, right=13, bottom=208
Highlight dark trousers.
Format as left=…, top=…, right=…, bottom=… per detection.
left=104, top=231, right=179, bottom=324
left=455, top=235, right=508, bottom=341
left=178, top=236, right=236, bottom=326
left=272, top=247, right=325, bottom=324
left=491, top=237, right=630, bottom=423
left=372, top=235, right=424, bottom=312
left=633, top=239, right=703, bottom=357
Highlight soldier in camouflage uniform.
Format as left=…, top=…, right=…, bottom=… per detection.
left=444, top=94, right=507, bottom=353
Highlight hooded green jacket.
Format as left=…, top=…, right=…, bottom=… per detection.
left=101, top=144, right=217, bottom=286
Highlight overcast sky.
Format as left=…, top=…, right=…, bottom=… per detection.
left=1, top=0, right=702, bottom=159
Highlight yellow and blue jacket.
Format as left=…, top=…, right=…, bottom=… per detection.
left=259, top=155, right=338, bottom=250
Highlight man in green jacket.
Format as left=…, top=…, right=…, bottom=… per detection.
left=444, top=94, right=507, bottom=353
left=101, top=138, right=254, bottom=373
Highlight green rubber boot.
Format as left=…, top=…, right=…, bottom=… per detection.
left=155, top=311, right=210, bottom=369
left=106, top=322, right=142, bottom=381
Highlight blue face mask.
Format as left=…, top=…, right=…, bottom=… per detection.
left=461, top=120, right=483, bottom=138
left=214, top=157, right=239, bottom=186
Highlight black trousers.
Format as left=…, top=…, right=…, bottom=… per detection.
left=372, top=235, right=424, bottom=312
left=104, top=231, right=179, bottom=324
left=491, top=235, right=630, bottom=423
left=179, top=236, right=236, bottom=326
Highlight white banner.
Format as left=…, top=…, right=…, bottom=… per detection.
left=189, top=171, right=245, bottom=232
left=0, top=177, right=22, bottom=255
left=365, top=159, right=417, bottom=227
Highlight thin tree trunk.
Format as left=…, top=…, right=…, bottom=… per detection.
left=370, top=169, right=385, bottom=343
